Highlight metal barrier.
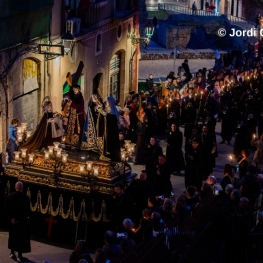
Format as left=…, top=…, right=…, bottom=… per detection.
left=158, top=2, right=255, bottom=29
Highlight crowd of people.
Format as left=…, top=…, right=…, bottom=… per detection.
left=5, top=47, right=263, bottom=262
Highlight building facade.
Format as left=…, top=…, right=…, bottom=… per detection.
left=0, top=0, right=140, bottom=161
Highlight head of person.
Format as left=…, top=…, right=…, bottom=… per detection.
left=146, top=101, right=152, bottom=109
left=171, top=123, right=177, bottom=132
left=241, top=149, right=249, bottom=158
left=186, top=186, right=197, bottom=198
left=142, top=208, right=151, bottom=220
left=150, top=137, right=157, bottom=146
left=94, top=249, right=106, bottom=263
left=73, top=85, right=81, bottom=95
left=152, top=106, right=157, bottom=112
left=11, top=118, right=19, bottom=127
left=230, top=189, right=241, bottom=201
left=206, top=175, right=217, bottom=186
left=15, top=181, right=23, bottom=192
left=239, top=197, right=249, bottom=208
left=105, top=96, right=119, bottom=118
left=225, top=184, right=234, bottom=196
left=202, top=125, right=209, bottom=135
left=123, top=218, right=133, bottom=231
left=123, top=107, right=130, bottom=116
left=148, top=196, right=158, bottom=208
left=184, top=59, right=188, bottom=63
left=114, top=183, right=124, bottom=196
left=74, top=240, right=87, bottom=255
left=119, top=132, right=124, bottom=141
left=104, top=230, right=116, bottom=245
left=43, top=101, right=53, bottom=112
left=158, top=155, right=166, bottom=165
left=139, top=170, right=147, bottom=181
left=191, top=138, right=200, bottom=149
left=223, top=164, right=233, bottom=177
left=149, top=74, right=153, bottom=80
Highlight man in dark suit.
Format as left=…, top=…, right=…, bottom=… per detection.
left=126, top=170, right=154, bottom=220
left=154, top=155, right=173, bottom=198
left=145, top=137, right=163, bottom=182
left=111, top=183, right=134, bottom=226
left=4, top=181, right=31, bottom=262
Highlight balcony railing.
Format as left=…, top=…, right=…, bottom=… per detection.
left=114, top=10, right=135, bottom=19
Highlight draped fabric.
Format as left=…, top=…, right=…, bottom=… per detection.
left=20, top=112, right=62, bottom=153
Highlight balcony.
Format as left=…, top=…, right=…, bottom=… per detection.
left=114, top=10, right=135, bottom=19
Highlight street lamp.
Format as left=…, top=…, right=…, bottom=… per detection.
left=127, top=22, right=155, bottom=45
left=61, top=31, right=74, bottom=54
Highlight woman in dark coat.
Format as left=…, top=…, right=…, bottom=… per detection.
left=134, top=109, right=150, bottom=165
left=166, top=123, right=185, bottom=174
left=185, top=137, right=203, bottom=191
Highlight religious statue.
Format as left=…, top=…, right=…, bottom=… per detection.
left=82, top=96, right=120, bottom=162
left=64, top=84, right=85, bottom=148
left=21, top=100, right=63, bottom=153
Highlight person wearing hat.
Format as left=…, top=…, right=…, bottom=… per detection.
left=185, top=136, right=203, bottom=191
left=64, top=84, right=85, bottom=147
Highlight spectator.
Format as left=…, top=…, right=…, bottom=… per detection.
left=256, top=13, right=261, bottom=28
left=6, top=118, right=19, bottom=163
left=154, top=155, right=173, bottom=198
left=220, top=164, right=235, bottom=191
left=192, top=2, right=197, bottom=15
left=111, top=183, right=134, bottom=226
left=152, top=16, right=158, bottom=27
left=127, top=170, right=154, bottom=219
left=94, top=249, right=109, bottom=263
left=103, top=231, right=120, bottom=260
left=69, top=240, right=93, bottom=263
left=4, top=181, right=31, bottom=262
left=238, top=165, right=261, bottom=206
left=145, top=74, right=154, bottom=92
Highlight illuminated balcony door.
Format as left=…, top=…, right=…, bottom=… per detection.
left=109, top=55, right=120, bottom=100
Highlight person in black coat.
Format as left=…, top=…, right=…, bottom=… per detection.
left=111, top=183, right=135, bottom=227
left=185, top=137, right=203, bottom=191
left=145, top=137, right=163, bottom=182
left=166, top=123, right=185, bottom=174
left=199, top=125, right=216, bottom=179
left=126, top=170, right=154, bottom=220
left=154, top=155, right=173, bottom=198
left=145, top=74, right=154, bottom=92
left=4, top=181, right=31, bottom=262
left=134, top=111, right=150, bottom=165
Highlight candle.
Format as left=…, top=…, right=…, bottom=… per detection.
left=86, top=161, right=93, bottom=171
left=93, top=166, right=99, bottom=176
left=166, top=104, right=169, bottom=114
left=26, top=130, right=32, bottom=138
left=17, top=126, right=22, bottom=134
left=14, top=151, right=20, bottom=160
left=194, top=94, right=197, bottom=101
left=61, top=153, right=68, bottom=163
left=20, top=148, right=27, bottom=158
left=56, top=148, right=62, bottom=157
left=121, top=152, right=126, bottom=161
left=17, top=134, right=23, bottom=142
left=21, top=123, right=27, bottom=132
left=253, top=134, right=256, bottom=138
left=28, top=153, right=34, bottom=163
left=53, top=142, right=60, bottom=150
left=48, top=146, right=54, bottom=154
left=200, top=91, right=203, bottom=100
left=79, top=164, right=85, bottom=173
left=229, top=155, right=233, bottom=164
left=44, top=150, right=50, bottom=160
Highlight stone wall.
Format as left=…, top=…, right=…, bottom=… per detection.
left=140, top=52, right=217, bottom=60
left=157, top=14, right=233, bottom=49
